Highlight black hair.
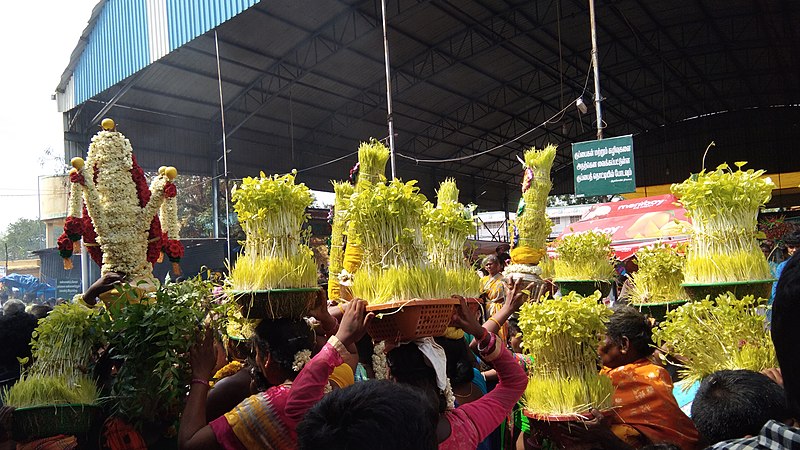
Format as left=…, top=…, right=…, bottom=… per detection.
left=783, top=230, right=800, bottom=247
left=387, top=343, right=447, bottom=413
left=297, top=380, right=438, bottom=450
left=434, top=336, right=475, bottom=386
left=354, top=335, right=374, bottom=366
left=251, top=318, right=315, bottom=377
left=0, top=311, right=38, bottom=369
left=640, top=444, right=681, bottom=450
left=691, top=370, right=788, bottom=445
left=29, top=304, right=52, bottom=320
left=606, top=305, right=654, bottom=358
left=771, top=252, right=800, bottom=417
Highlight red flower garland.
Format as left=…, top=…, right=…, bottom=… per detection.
left=70, top=171, right=85, bottom=185
left=164, top=182, right=177, bottom=198
left=147, top=218, right=163, bottom=265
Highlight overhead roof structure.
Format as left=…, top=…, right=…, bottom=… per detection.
left=57, top=0, right=800, bottom=212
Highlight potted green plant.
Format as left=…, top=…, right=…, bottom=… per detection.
left=671, top=162, right=774, bottom=299
left=553, top=230, right=616, bottom=297
left=627, top=243, right=687, bottom=319
left=653, top=293, right=777, bottom=387
left=228, top=170, right=319, bottom=318
left=517, top=291, right=614, bottom=418
left=506, top=145, right=556, bottom=284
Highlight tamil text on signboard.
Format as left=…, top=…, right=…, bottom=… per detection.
left=572, top=135, right=636, bottom=197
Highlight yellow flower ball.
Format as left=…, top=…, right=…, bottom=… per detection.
left=165, top=166, right=177, bottom=180
left=101, top=118, right=115, bottom=131
left=158, top=166, right=167, bottom=175
left=71, top=157, right=85, bottom=170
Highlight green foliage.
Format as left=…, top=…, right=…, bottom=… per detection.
left=99, top=276, right=221, bottom=428
left=553, top=231, right=615, bottom=280
left=230, top=171, right=316, bottom=289
left=227, top=248, right=317, bottom=291
left=1, top=218, right=45, bottom=260
left=328, top=181, right=354, bottom=287
left=348, top=179, right=428, bottom=269
left=628, top=244, right=686, bottom=304
left=351, top=265, right=479, bottom=305
left=652, top=293, right=777, bottom=386
left=671, top=162, right=773, bottom=283
left=423, top=179, right=476, bottom=271
left=2, top=374, right=98, bottom=408
left=515, top=145, right=556, bottom=249
left=29, top=302, right=105, bottom=380
left=517, top=291, right=613, bottom=414
left=356, top=139, right=390, bottom=186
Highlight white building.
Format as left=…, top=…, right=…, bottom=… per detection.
left=473, top=204, right=593, bottom=242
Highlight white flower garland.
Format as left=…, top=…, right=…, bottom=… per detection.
left=502, top=263, right=543, bottom=277
left=74, top=129, right=171, bottom=282
left=68, top=180, right=83, bottom=217
left=337, top=269, right=354, bottom=286
left=372, top=341, right=388, bottom=380
left=444, top=377, right=455, bottom=410
left=291, top=349, right=312, bottom=372
left=159, top=196, right=180, bottom=239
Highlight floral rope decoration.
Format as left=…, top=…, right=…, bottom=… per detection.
left=292, top=349, right=312, bottom=372
left=159, top=168, right=184, bottom=275
left=372, top=341, right=388, bottom=380
left=57, top=118, right=179, bottom=289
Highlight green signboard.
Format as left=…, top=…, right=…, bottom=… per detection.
left=572, top=135, right=636, bottom=197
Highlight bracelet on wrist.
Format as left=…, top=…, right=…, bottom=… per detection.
left=190, top=378, right=209, bottom=387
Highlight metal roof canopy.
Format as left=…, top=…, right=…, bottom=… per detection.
left=59, top=0, right=800, bottom=212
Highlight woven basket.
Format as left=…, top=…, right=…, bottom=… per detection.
left=366, top=298, right=459, bottom=343
left=681, top=279, right=775, bottom=301
left=11, top=403, right=101, bottom=441
left=233, top=288, right=321, bottom=319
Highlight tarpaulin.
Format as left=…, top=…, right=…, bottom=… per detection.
left=556, top=194, right=691, bottom=260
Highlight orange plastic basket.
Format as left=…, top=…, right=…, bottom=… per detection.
left=366, top=298, right=459, bottom=343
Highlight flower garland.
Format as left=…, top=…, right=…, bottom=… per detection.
left=159, top=174, right=183, bottom=275
left=292, top=349, right=312, bottom=372
left=372, top=341, right=388, bottom=380
left=56, top=119, right=179, bottom=287
left=444, top=377, right=455, bottom=410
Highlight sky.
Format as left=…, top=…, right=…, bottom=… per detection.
left=0, top=1, right=99, bottom=232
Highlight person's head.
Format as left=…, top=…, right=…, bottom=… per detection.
left=691, top=370, right=788, bottom=444
left=28, top=304, right=52, bottom=320
left=2, top=299, right=26, bottom=316
left=772, top=253, right=800, bottom=417
left=251, top=318, right=315, bottom=384
left=783, top=231, right=800, bottom=257
left=508, top=317, right=523, bottom=353
left=0, top=311, right=38, bottom=368
left=482, top=254, right=501, bottom=276
left=387, top=343, right=446, bottom=413
left=598, top=305, right=654, bottom=368
left=434, top=336, right=475, bottom=386
left=297, top=380, right=438, bottom=450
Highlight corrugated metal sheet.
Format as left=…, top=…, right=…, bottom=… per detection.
left=167, top=0, right=258, bottom=50
left=59, top=0, right=258, bottom=112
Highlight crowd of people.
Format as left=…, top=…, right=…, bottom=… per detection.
left=1, top=240, right=799, bottom=449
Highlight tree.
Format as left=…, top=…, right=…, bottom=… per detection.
left=1, top=218, right=45, bottom=260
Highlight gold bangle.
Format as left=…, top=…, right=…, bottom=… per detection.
left=337, top=303, right=345, bottom=315
left=488, top=317, right=502, bottom=329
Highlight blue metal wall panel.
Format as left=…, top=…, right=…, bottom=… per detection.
left=73, top=0, right=150, bottom=107
left=166, top=0, right=258, bottom=51
left=68, top=0, right=258, bottom=109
